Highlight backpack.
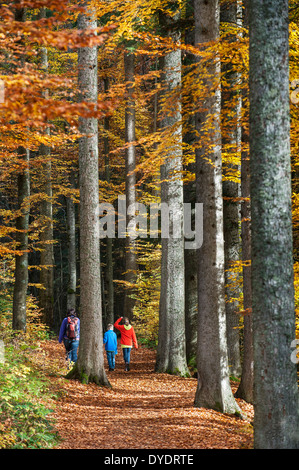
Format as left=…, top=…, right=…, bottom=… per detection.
left=66, top=316, right=78, bottom=340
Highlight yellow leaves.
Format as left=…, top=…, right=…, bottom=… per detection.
left=132, top=242, right=160, bottom=342
left=293, top=192, right=299, bottom=220
left=0, top=420, right=17, bottom=450
left=289, top=21, right=299, bottom=79
left=95, top=0, right=161, bottom=47
left=0, top=245, right=20, bottom=257
left=10, top=364, right=32, bottom=379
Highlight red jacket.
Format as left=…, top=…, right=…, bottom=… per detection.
left=114, top=318, right=138, bottom=348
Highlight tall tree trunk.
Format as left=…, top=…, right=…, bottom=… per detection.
left=249, top=0, right=299, bottom=448
left=38, top=7, right=54, bottom=327
left=221, top=0, right=242, bottom=378
left=12, top=7, right=30, bottom=332
left=235, top=0, right=254, bottom=404
left=184, top=210, right=197, bottom=364
left=13, top=146, right=30, bottom=332
left=183, top=0, right=198, bottom=365
left=66, top=169, right=77, bottom=311
left=123, top=51, right=137, bottom=320
left=234, top=131, right=253, bottom=402
left=103, top=77, right=114, bottom=327
left=39, top=140, right=54, bottom=326
left=193, top=0, right=241, bottom=414
left=155, top=5, right=189, bottom=377
left=68, top=5, right=110, bottom=386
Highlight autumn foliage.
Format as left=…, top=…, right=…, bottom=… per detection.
left=0, top=0, right=298, bottom=449
left=0, top=0, right=298, bottom=343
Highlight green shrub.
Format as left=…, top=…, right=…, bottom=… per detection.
left=0, top=295, right=60, bottom=449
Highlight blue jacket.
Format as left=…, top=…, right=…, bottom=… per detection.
left=103, top=329, right=118, bottom=353
left=59, top=315, right=80, bottom=343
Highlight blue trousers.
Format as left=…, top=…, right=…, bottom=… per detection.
left=122, top=347, right=131, bottom=364
left=64, top=339, right=79, bottom=363
left=106, top=351, right=116, bottom=369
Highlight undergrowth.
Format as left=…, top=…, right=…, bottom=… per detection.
left=0, top=294, right=61, bottom=449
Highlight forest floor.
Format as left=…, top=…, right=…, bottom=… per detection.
left=41, top=339, right=254, bottom=450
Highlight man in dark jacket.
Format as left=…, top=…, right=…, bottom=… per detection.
left=58, top=308, right=80, bottom=364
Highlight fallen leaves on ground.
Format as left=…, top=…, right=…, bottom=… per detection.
left=41, top=339, right=254, bottom=449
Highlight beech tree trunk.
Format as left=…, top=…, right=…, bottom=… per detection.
left=68, top=6, right=110, bottom=386
left=155, top=5, right=189, bottom=377
left=39, top=140, right=54, bottom=327
left=103, top=77, right=114, bottom=327
left=12, top=7, right=30, bottom=332
left=13, top=147, right=30, bottom=332
left=183, top=0, right=198, bottom=365
left=235, top=0, right=254, bottom=404
left=221, top=0, right=242, bottom=378
left=38, top=7, right=54, bottom=327
left=66, top=169, right=77, bottom=311
left=123, top=51, right=137, bottom=320
left=193, top=0, right=241, bottom=414
left=235, top=125, right=253, bottom=403
left=249, top=0, right=299, bottom=448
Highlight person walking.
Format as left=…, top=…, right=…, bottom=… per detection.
left=114, top=316, right=138, bottom=371
left=58, top=308, right=80, bottom=366
left=103, top=323, right=118, bottom=371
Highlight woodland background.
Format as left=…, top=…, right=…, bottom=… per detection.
left=0, top=0, right=299, bottom=450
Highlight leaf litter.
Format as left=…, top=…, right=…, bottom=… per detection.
left=41, top=339, right=253, bottom=449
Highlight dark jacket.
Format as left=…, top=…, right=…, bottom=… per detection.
left=58, top=315, right=80, bottom=343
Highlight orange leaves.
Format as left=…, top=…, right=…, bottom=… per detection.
left=0, top=71, right=115, bottom=134
left=0, top=1, right=121, bottom=269
left=40, top=340, right=254, bottom=449
left=0, top=2, right=115, bottom=51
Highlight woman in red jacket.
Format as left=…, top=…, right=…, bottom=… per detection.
left=114, top=317, right=138, bottom=371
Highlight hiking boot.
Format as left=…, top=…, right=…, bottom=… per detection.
left=125, top=363, right=130, bottom=371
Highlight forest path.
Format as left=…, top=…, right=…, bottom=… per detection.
left=42, top=339, right=253, bottom=449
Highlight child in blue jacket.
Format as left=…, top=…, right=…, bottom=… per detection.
left=103, top=324, right=118, bottom=371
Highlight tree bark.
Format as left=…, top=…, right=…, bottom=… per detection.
left=221, top=0, right=242, bottom=378
left=66, top=169, right=77, bottom=311
left=13, top=147, right=30, bottom=332
left=39, top=140, right=54, bottom=327
left=102, top=77, right=114, bottom=327
left=12, top=7, right=30, bottom=333
left=155, top=5, right=189, bottom=377
left=68, top=5, right=110, bottom=386
left=38, top=7, right=54, bottom=327
left=183, top=0, right=198, bottom=365
left=235, top=0, right=254, bottom=404
left=249, top=0, right=299, bottom=448
left=193, top=0, right=241, bottom=415
left=234, top=96, right=253, bottom=403
left=124, top=51, right=137, bottom=320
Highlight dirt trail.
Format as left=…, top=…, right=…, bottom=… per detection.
left=42, top=340, right=253, bottom=449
